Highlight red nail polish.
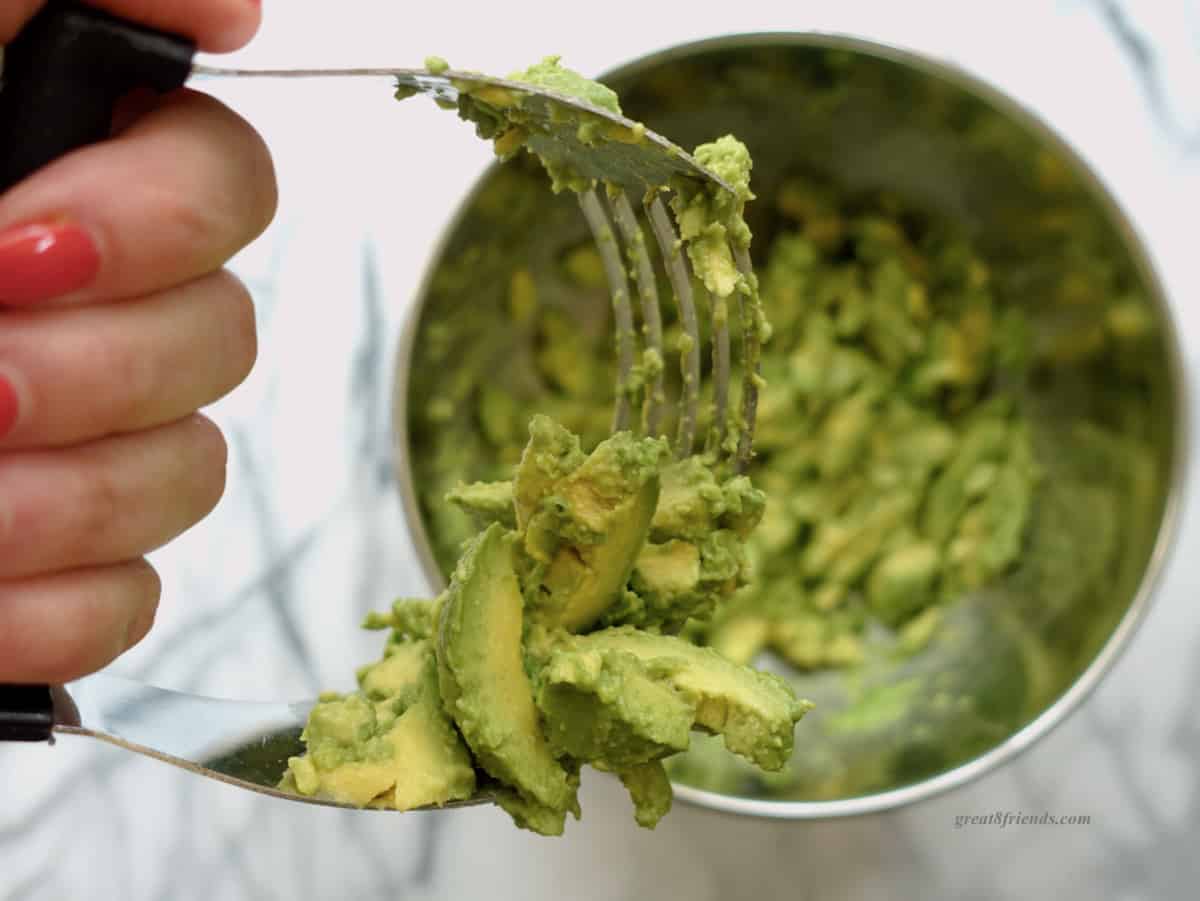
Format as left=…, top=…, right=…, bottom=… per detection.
left=0, top=221, right=101, bottom=305
left=0, top=375, right=18, bottom=439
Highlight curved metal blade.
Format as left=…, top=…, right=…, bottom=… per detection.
left=191, top=64, right=731, bottom=193
left=54, top=672, right=489, bottom=811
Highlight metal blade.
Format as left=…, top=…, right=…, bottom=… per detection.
left=53, top=672, right=486, bottom=811
left=190, top=64, right=730, bottom=193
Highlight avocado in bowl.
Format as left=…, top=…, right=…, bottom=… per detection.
left=391, top=35, right=1184, bottom=817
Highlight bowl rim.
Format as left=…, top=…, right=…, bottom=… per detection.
left=390, top=30, right=1191, bottom=820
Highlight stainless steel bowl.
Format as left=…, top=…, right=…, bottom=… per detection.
left=391, top=34, right=1187, bottom=818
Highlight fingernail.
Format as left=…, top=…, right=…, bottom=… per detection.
left=0, top=373, right=19, bottom=440
left=0, top=221, right=101, bottom=305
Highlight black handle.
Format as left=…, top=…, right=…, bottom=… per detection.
left=0, top=0, right=196, bottom=193
left=0, top=685, right=54, bottom=741
left=0, top=2, right=195, bottom=741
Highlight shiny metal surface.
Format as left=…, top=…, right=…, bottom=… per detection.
left=53, top=673, right=487, bottom=811
left=393, top=33, right=1187, bottom=818
left=192, top=63, right=730, bottom=193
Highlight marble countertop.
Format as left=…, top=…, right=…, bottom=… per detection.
left=3, top=1, right=1199, bottom=899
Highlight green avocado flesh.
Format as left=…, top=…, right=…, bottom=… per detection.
left=280, top=55, right=804, bottom=829
left=405, top=76, right=1163, bottom=801
left=283, top=415, right=808, bottom=834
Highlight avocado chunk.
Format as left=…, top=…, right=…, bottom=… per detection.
left=357, top=640, right=427, bottom=700
left=535, top=645, right=694, bottom=767
left=383, top=654, right=477, bottom=810
left=513, top=415, right=585, bottom=533
left=615, top=761, right=673, bottom=828
left=283, top=644, right=476, bottom=810
left=447, top=479, right=516, bottom=529
left=436, top=523, right=578, bottom=819
left=519, top=421, right=667, bottom=632
left=569, top=626, right=811, bottom=771
left=492, top=779, right=580, bottom=837
left=651, top=458, right=765, bottom=542
left=535, top=475, right=660, bottom=632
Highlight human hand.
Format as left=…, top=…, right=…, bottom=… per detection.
left=0, top=0, right=277, bottom=682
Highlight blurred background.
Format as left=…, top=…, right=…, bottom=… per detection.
left=2, top=1, right=1199, bottom=898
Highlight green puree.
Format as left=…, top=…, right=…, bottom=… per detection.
left=513, top=55, right=622, bottom=115
left=280, top=57, right=810, bottom=835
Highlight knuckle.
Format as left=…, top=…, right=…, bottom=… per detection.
left=115, top=346, right=161, bottom=429
left=0, top=602, right=96, bottom=685
left=36, top=628, right=116, bottom=684
left=122, top=559, right=162, bottom=649
left=0, top=457, right=118, bottom=570
left=69, top=460, right=124, bottom=560
left=187, top=414, right=229, bottom=512
left=0, top=564, right=160, bottom=682
left=244, top=127, right=279, bottom=237
left=161, top=183, right=229, bottom=255
left=77, top=320, right=161, bottom=428
left=171, top=103, right=276, bottom=249
left=214, top=270, right=258, bottom=388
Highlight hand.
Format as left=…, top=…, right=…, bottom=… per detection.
left=0, top=0, right=277, bottom=683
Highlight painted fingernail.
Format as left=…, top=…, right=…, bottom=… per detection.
left=0, top=374, right=19, bottom=440
left=0, top=221, right=101, bottom=305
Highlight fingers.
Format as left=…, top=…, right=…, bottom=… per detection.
left=0, top=559, right=161, bottom=684
left=0, top=415, right=228, bottom=581
left=0, top=269, right=257, bottom=449
left=87, top=0, right=262, bottom=52
left=0, top=90, right=277, bottom=307
left=0, top=1, right=261, bottom=53
left=0, top=0, right=44, bottom=44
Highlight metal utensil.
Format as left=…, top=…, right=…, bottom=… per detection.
left=0, top=3, right=729, bottom=194
left=1, top=0, right=753, bottom=458
left=0, top=1, right=763, bottom=808
left=4, top=677, right=488, bottom=811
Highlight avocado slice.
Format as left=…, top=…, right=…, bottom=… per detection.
left=380, top=654, right=477, bottom=810
left=536, top=473, right=660, bottom=632
left=614, top=760, right=673, bottom=828
left=569, top=626, right=812, bottom=771
left=535, top=645, right=694, bottom=767
left=447, top=479, right=516, bottom=529
left=526, top=430, right=666, bottom=632
left=436, top=523, right=577, bottom=816
left=492, top=780, right=580, bottom=836
left=513, top=415, right=585, bottom=533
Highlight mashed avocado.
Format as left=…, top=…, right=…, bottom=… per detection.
left=283, top=418, right=810, bottom=834
left=280, top=58, right=811, bottom=833
left=403, top=47, right=1166, bottom=804
left=407, top=170, right=1148, bottom=801
left=511, top=55, right=622, bottom=116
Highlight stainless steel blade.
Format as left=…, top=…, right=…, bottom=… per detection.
left=54, top=672, right=488, bottom=811
left=190, top=64, right=731, bottom=193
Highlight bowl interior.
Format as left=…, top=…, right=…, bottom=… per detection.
left=394, top=36, right=1181, bottom=811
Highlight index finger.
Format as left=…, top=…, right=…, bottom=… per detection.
left=0, top=0, right=262, bottom=53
